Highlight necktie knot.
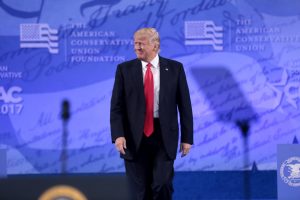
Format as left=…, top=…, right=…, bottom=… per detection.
left=146, top=63, right=152, bottom=70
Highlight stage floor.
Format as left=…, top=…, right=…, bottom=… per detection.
left=0, top=171, right=277, bottom=200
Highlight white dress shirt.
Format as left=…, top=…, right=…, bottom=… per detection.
left=141, top=54, right=160, bottom=118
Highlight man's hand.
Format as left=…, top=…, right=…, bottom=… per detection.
left=180, top=143, right=191, bottom=157
left=115, top=137, right=126, bottom=155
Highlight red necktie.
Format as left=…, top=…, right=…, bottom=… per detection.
left=144, top=63, right=154, bottom=137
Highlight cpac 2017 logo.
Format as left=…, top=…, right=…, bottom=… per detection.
left=0, top=86, right=23, bottom=114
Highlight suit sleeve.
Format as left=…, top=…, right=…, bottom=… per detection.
left=177, top=64, right=193, bottom=144
left=110, top=65, right=125, bottom=143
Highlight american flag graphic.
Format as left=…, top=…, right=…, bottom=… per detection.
left=185, top=21, right=223, bottom=51
left=20, top=24, right=59, bottom=54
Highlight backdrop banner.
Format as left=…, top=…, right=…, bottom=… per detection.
left=0, top=149, right=6, bottom=178
left=0, top=0, right=300, bottom=174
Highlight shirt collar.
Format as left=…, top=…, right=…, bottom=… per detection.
left=141, top=54, right=159, bottom=69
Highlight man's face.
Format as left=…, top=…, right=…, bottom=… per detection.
left=134, top=34, right=156, bottom=62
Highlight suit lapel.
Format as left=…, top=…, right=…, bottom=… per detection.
left=159, top=56, right=168, bottom=103
left=131, top=59, right=144, bottom=99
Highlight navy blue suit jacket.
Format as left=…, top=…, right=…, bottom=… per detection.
left=110, top=56, right=193, bottom=160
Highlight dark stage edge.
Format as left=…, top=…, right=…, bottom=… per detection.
left=0, top=171, right=277, bottom=200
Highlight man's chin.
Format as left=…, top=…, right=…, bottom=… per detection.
left=137, top=55, right=145, bottom=60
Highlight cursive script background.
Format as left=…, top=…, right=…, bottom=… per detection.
left=0, top=0, right=299, bottom=174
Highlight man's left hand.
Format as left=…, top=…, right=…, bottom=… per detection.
left=180, top=143, right=192, bottom=157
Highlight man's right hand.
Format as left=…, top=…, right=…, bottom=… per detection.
left=115, top=137, right=126, bottom=155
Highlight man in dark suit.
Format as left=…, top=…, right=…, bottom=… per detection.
left=110, top=27, right=193, bottom=200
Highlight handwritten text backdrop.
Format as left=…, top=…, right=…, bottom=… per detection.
left=0, top=0, right=299, bottom=174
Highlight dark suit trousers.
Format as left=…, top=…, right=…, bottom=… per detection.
left=125, top=119, right=174, bottom=200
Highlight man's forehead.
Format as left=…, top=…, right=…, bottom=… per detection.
left=134, top=33, right=149, bottom=40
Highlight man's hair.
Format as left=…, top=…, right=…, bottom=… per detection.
left=134, top=27, right=160, bottom=52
